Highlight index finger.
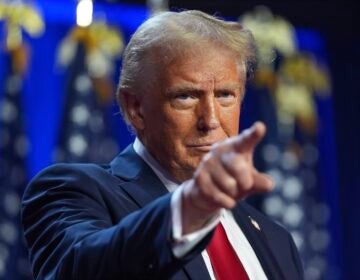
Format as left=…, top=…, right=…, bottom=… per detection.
left=233, top=121, right=266, bottom=153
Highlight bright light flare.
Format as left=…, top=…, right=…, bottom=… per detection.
left=76, top=0, right=93, bottom=27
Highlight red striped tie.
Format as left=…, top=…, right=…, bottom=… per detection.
left=207, top=223, right=250, bottom=280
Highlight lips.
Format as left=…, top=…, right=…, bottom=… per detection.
left=188, top=143, right=215, bottom=152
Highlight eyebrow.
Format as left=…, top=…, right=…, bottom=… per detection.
left=165, top=83, right=242, bottom=96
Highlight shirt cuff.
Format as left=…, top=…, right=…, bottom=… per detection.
left=170, top=180, right=221, bottom=258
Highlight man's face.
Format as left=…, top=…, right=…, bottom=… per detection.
left=138, top=45, right=245, bottom=182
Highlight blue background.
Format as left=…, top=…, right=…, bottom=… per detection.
left=0, top=1, right=358, bottom=279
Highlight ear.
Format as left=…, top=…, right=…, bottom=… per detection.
left=119, top=90, right=145, bottom=131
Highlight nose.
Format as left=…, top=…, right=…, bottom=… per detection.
left=197, top=96, right=220, bottom=132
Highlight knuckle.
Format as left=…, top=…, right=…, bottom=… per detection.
left=226, top=176, right=237, bottom=186
left=211, top=193, right=224, bottom=206
left=228, top=157, right=247, bottom=175
left=235, top=173, right=253, bottom=190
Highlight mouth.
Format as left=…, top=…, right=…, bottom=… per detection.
left=188, top=143, right=215, bottom=152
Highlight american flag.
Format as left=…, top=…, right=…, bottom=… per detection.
left=258, top=113, right=331, bottom=280
left=239, top=7, right=339, bottom=278
left=0, top=48, right=32, bottom=279
left=245, top=60, right=338, bottom=280
left=53, top=41, right=119, bottom=164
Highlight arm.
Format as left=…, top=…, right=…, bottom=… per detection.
left=21, top=164, right=210, bottom=279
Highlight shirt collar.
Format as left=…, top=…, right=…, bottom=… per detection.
left=133, top=137, right=179, bottom=192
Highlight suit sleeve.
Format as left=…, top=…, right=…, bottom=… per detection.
left=21, top=164, right=210, bottom=280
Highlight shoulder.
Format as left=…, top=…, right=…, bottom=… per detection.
left=22, top=163, right=122, bottom=205
left=29, top=162, right=112, bottom=181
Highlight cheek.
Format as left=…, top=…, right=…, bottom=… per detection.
left=222, top=107, right=241, bottom=135
left=164, top=107, right=197, bottom=134
left=152, top=110, right=196, bottom=150
left=162, top=115, right=200, bottom=166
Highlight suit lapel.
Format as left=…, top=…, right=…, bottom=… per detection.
left=110, top=145, right=213, bottom=280
left=232, top=203, right=286, bottom=280
left=183, top=254, right=211, bottom=280
left=110, top=144, right=169, bottom=207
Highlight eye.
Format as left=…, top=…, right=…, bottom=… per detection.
left=175, top=93, right=196, bottom=100
left=219, top=91, right=232, bottom=97
left=217, top=91, right=236, bottom=99
left=170, top=92, right=198, bottom=109
left=216, top=91, right=237, bottom=106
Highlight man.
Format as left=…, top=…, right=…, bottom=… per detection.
left=22, top=10, right=303, bottom=279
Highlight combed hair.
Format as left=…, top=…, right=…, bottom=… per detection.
left=117, top=10, right=257, bottom=123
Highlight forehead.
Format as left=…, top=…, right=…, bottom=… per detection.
left=158, top=44, right=245, bottom=90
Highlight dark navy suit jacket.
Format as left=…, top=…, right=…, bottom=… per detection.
left=22, top=145, right=304, bottom=279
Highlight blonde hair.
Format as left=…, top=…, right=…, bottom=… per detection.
left=117, top=10, right=256, bottom=123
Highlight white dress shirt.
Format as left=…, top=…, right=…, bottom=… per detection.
left=133, top=138, right=267, bottom=280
